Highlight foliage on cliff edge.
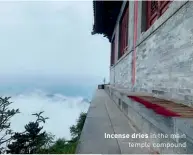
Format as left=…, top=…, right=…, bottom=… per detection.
left=0, top=96, right=87, bottom=154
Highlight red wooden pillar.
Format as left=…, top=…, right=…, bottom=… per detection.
left=110, top=38, right=115, bottom=66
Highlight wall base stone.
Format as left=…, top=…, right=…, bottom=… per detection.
left=105, top=86, right=193, bottom=154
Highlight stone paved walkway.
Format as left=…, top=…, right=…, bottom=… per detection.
left=76, top=89, right=152, bottom=154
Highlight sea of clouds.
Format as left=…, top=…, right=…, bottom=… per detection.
left=9, top=89, right=90, bottom=140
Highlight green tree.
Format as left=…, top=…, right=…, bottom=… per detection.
left=6, top=111, right=51, bottom=154
left=46, top=138, right=67, bottom=153
left=70, top=112, right=87, bottom=142
left=39, top=138, right=77, bottom=154
left=40, top=112, right=87, bottom=154
left=0, top=97, right=19, bottom=153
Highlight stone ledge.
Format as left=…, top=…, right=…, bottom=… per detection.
left=106, top=85, right=193, bottom=107
left=106, top=88, right=193, bottom=153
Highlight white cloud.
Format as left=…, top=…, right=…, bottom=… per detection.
left=10, top=89, right=89, bottom=140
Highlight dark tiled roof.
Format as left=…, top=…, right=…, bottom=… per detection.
left=92, top=1, right=123, bottom=42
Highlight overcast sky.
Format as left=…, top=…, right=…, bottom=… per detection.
left=0, top=1, right=110, bottom=82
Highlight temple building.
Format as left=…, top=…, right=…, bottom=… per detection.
left=76, top=1, right=193, bottom=154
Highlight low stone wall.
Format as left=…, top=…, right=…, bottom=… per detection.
left=105, top=86, right=193, bottom=153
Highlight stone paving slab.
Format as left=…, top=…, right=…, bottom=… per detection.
left=76, top=89, right=152, bottom=154
left=76, top=89, right=121, bottom=154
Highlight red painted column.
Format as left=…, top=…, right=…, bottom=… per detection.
left=132, top=0, right=138, bottom=86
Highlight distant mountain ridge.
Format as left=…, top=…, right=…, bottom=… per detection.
left=81, top=98, right=90, bottom=103
left=0, top=84, right=94, bottom=102
left=46, top=92, right=90, bottom=104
